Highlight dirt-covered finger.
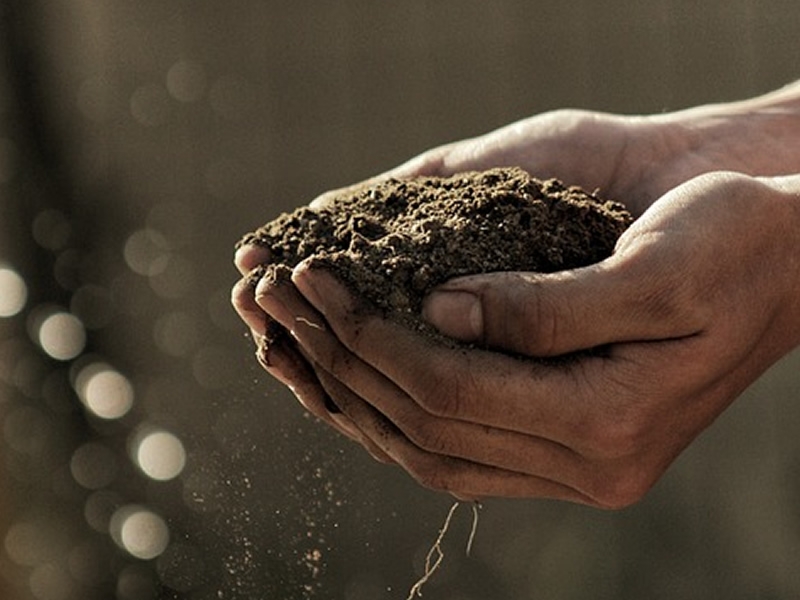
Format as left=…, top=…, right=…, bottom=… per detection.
left=231, top=269, right=273, bottom=335
left=292, top=262, right=605, bottom=442
left=234, top=244, right=271, bottom=276
left=311, top=371, right=396, bottom=465
left=256, top=335, right=364, bottom=444
left=315, top=369, right=596, bottom=503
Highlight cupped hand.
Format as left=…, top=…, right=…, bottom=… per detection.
left=232, top=104, right=745, bottom=409
left=243, top=171, right=800, bottom=506
left=231, top=94, right=800, bottom=503
left=233, top=107, right=666, bottom=461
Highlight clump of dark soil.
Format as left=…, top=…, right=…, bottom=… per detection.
left=238, top=167, right=632, bottom=339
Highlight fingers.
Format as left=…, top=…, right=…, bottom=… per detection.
left=313, top=367, right=597, bottom=504
left=231, top=270, right=270, bottom=335
left=252, top=330, right=378, bottom=448
left=289, top=261, right=602, bottom=443
left=234, top=244, right=270, bottom=276
left=319, top=355, right=587, bottom=483
left=233, top=263, right=390, bottom=453
left=257, top=259, right=692, bottom=506
left=263, top=270, right=584, bottom=477
left=257, top=263, right=610, bottom=499
left=259, top=327, right=396, bottom=463
left=256, top=335, right=331, bottom=418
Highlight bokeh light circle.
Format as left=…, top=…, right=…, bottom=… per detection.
left=0, top=267, right=27, bottom=317
left=123, top=228, right=170, bottom=277
left=32, top=209, right=71, bottom=251
left=4, top=519, right=65, bottom=567
left=134, top=429, right=186, bottom=481
left=110, top=506, right=170, bottom=560
left=84, top=490, right=124, bottom=533
left=166, top=60, right=207, bottom=103
left=29, top=563, right=74, bottom=600
left=153, top=311, right=199, bottom=357
left=147, top=254, right=195, bottom=299
left=36, top=311, right=86, bottom=361
left=75, top=363, right=135, bottom=420
left=70, top=442, right=119, bottom=490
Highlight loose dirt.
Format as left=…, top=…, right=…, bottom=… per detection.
left=238, top=167, right=632, bottom=343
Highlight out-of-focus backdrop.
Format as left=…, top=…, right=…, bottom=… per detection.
left=1, top=1, right=799, bottom=599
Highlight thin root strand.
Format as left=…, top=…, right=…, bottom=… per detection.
left=405, top=501, right=481, bottom=599
left=294, top=316, right=325, bottom=330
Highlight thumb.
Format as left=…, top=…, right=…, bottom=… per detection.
left=421, top=256, right=701, bottom=357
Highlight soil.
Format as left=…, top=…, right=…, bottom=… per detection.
left=238, top=167, right=632, bottom=344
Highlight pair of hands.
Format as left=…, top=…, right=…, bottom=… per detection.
left=233, top=105, right=800, bottom=508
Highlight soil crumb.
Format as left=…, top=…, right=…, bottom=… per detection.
left=238, top=167, right=632, bottom=339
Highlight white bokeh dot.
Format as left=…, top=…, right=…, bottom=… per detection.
left=135, top=430, right=186, bottom=481
left=111, top=506, right=169, bottom=560
left=37, top=312, right=86, bottom=361
left=75, top=363, right=135, bottom=420
left=0, top=267, right=27, bottom=317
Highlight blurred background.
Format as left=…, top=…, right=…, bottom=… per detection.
left=1, top=1, right=800, bottom=599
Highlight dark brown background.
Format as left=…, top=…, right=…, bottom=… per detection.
left=1, top=1, right=799, bottom=599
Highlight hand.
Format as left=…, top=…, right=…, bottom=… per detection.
left=244, top=172, right=800, bottom=506
left=235, top=107, right=670, bottom=461
left=232, top=86, right=800, bottom=503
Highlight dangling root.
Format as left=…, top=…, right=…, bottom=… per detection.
left=466, top=501, right=481, bottom=557
left=405, top=501, right=482, bottom=599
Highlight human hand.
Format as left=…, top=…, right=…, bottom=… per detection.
left=232, top=85, right=800, bottom=502
left=301, top=85, right=800, bottom=218
left=245, top=171, right=800, bottom=506
left=234, top=107, right=657, bottom=458
left=236, top=83, right=800, bottom=277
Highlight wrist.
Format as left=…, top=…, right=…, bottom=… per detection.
left=654, top=81, right=800, bottom=177
left=761, top=173, right=800, bottom=351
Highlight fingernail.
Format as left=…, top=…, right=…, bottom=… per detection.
left=234, top=244, right=270, bottom=274
left=255, top=340, right=273, bottom=369
left=292, top=260, right=323, bottom=309
left=422, top=290, right=483, bottom=341
left=255, top=280, right=293, bottom=329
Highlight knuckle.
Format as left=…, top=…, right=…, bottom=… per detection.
left=638, top=275, right=700, bottom=329
left=408, top=420, right=457, bottom=456
left=619, top=244, right=709, bottom=334
left=593, top=464, right=655, bottom=510
left=599, top=422, right=641, bottom=459
left=582, top=410, right=647, bottom=461
left=518, top=284, right=564, bottom=356
left=414, top=374, right=467, bottom=419
left=406, top=456, right=453, bottom=493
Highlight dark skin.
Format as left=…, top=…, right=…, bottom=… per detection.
left=233, top=84, right=800, bottom=507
